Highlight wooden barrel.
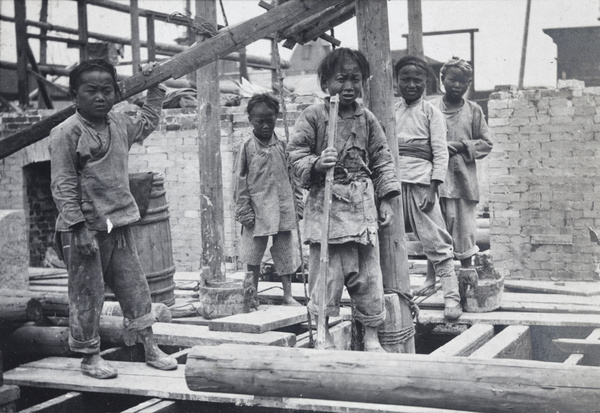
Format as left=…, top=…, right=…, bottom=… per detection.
left=129, top=173, right=176, bottom=306
left=197, top=273, right=255, bottom=319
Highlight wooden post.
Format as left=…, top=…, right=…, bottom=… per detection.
left=238, top=47, right=249, bottom=80
left=77, top=0, right=88, bottom=61
left=146, top=12, right=156, bottom=62
left=407, top=0, right=424, bottom=58
left=469, top=30, right=476, bottom=95
left=130, top=0, right=141, bottom=73
left=518, top=0, right=532, bottom=89
left=14, top=0, right=29, bottom=108
left=38, top=0, right=49, bottom=107
left=196, top=0, right=225, bottom=281
left=355, top=0, right=414, bottom=353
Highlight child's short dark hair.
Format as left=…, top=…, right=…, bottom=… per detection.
left=317, top=48, right=370, bottom=93
left=394, top=55, right=431, bottom=80
left=246, top=93, right=280, bottom=115
left=69, top=59, right=121, bottom=99
left=440, top=58, right=473, bottom=81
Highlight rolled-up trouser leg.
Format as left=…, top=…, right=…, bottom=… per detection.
left=440, top=197, right=479, bottom=261
left=61, top=231, right=104, bottom=354
left=103, top=226, right=154, bottom=333
left=308, top=243, right=345, bottom=319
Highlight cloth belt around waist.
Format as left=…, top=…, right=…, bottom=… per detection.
left=398, top=143, right=433, bottom=162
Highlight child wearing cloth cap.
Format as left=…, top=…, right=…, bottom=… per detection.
left=430, top=58, right=493, bottom=269
left=394, top=55, right=462, bottom=320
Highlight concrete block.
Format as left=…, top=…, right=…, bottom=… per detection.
left=0, top=210, right=29, bottom=289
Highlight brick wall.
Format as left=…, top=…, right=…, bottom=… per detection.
left=0, top=99, right=314, bottom=271
left=487, top=82, right=600, bottom=281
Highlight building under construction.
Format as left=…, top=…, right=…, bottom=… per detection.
left=0, top=1, right=599, bottom=412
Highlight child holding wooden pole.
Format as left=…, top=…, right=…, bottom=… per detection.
left=234, top=93, right=303, bottom=306
left=430, top=58, right=493, bottom=269
left=50, top=60, right=177, bottom=379
left=287, top=48, right=401, bottom=351
left=394, top=55, right=462, bottom=320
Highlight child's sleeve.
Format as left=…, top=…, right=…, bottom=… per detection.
left=366, top=111, right=401, bottom=201
left=462, top=103, right=493, bottom=162
left=429, top=105, right=449, bottom=182
left=286, top=107, right=320, bottom=189
left=128, top=84, right=167, bottom=147
left=233, top=141, right=255, bottom=227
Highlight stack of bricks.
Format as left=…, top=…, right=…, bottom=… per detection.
left=487, top=81, right=600, bottom=281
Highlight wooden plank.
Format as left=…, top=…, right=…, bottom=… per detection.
left=504, top=280, right=600, bottom=296
left=430, top=324, right=495, bottom=357
left=207, top=305, right=307, bottom=334
left=185, top=344, right=600, bottom=413
left=418, top=291, right=600, bottom=314
left=553, top=339, right=600, bottom=356
left=152, top=322, right=296, bottom=347
left=470, top=326, right=532, bottom=360
left=18, top=392, right=84, bottom=413
left=563, top=354, right=585, bottom=365
left=295, top=321, right=352, bottom=350
left=121, top=399, right=178, bottom=413
left=419, top=309, right=600, bottom=328
left=3, top=357, right=471, bottom=413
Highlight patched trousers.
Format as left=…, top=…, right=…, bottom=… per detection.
left=308, top=241, right=386, bottom=327
left=440, top=197, right=479, bottom=260
left=59, top=226, right=154, bottom=354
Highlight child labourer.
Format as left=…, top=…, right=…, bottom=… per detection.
left=430, top=58, right=493, bottom=269
left=394, top=55, right=462, bottom=320
left=287, top=48, right=401, bottom=351
left=50, top=59, right=177, bottom=379
left=234, top=93, right=304, bottom=306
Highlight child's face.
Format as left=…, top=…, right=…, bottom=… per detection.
left=248, top=103, right=277, bottom=141
left=323, top=57, right=363, bottom=108
left=442, top=67, right=470, bottom=101
left=396, top=64, right=427, bottom=104
left=73, top=69, right=116, bottom=122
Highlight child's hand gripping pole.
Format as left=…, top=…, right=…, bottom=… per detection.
left=316, top=94, right=339, bottom=349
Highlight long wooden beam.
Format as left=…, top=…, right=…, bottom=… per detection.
left=0, top=0, right=339, bottom=160
left=185, top=344, right=600, bottom=413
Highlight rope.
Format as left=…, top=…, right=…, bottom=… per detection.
left=378, top=325, right=415, bottom=345
left=384, top=287, right=421, bottom=321
left=218, top=0, right=229, bottom=27
left=273, top=25, right=314, bottom=348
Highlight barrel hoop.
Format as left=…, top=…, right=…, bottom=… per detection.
left=145, top=265, right=176, bottom=280
left=145, top=204, right=170, bottom=215
left=149, top=283, right=175, bottom=296
left=130, top=211, right=171, bottom=226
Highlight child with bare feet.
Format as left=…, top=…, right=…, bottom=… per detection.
left=287, top=48, right=401, bottom=351
left=234, top=93, right=303, bottom=307
left=50, top=60, right=177, bottom=379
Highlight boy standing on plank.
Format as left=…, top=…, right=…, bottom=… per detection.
left=287, top=48, right=401, bottom=350
left=430, top=58, right=493, bottom=269
left=394, top=55, right=462, bottom=320
left=234, top=93, right=303, bottom=307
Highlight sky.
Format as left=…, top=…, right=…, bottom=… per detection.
left=0, top=0, right=599, bottom=91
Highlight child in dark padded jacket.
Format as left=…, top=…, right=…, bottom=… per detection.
left=287, top=48, right=401, bottom=351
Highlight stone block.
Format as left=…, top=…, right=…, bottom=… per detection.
left=0, top=210, right=29, bottom=289
left=557, top=79, right=585, bottom=90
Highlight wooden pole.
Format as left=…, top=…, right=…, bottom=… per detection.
left=0, top=0, right=342, bottom=160
left=407, top=0, right=424, bottom=58
left=355, top=0, right=414, bottom=353
left=185, top=344, right=600, bottom=413
left=316, top=95, right=339, bottom=349
left=14, top=0, right=29, bottom=108
left=76, top=0, right=88, bottom=62
left=130, top=0, right=141, bottom=73
left=146, top=12, right=156, bottom=62
left=196, top=0, right=225, bottom=281
left=238, top=47, right=249, bottom=80
left=26, top=41, right=53, bottom=109
left=38, top=0, right=49, bottom=108
left=518, top=0, right=532, bottom=89
left=0, top=297, right=43, bottom=324
left=470, top=30, right=476, bottom=95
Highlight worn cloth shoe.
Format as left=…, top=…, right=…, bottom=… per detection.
left=440, top=275, right=463, bottom=320
left=146, top=353, right=178, bottom=370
